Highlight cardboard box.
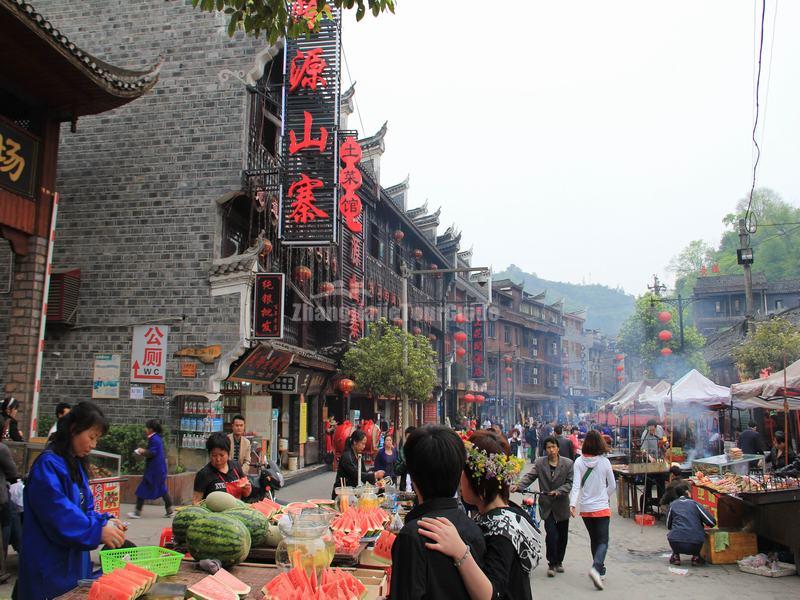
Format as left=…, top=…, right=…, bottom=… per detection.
left=351, top=568, right=388, bottom=600
left=702, top=529, right=758, bottom=564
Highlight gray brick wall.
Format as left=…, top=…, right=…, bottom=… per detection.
left=32, top=0, right=267, bottom=427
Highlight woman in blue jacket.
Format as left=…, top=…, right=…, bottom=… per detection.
left=128, top=419, right=174, bottom=518
left=15, top=401, right=127, bottom=599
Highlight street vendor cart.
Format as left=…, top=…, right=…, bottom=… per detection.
left=7, top=441, right=124, bottom=518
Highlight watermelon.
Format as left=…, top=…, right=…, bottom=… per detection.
left=223, top=507, right=270, bottom=546
left=188, top=574, right=240, bottom=600
left=172, top=505, right=211, bottom=545
left=373, top=530, right=395, bottom=563
left=205, top=491, right=245, bottom=512
left=98, top=573, right=141, bottom=597
left=109, top=569, right=151, bottom=594
left=187, top=513, right=252, bottom=567
left=212, top=567, right=252, bottom=596
left=123, top=563, right=158, bottom=588
left=88, top=581, right=132, bottom=600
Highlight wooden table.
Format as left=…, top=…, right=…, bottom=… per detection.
left=57, top=561, right=283, bottom=600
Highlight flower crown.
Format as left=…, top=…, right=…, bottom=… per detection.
left=463, top=439, right=524, bottom=487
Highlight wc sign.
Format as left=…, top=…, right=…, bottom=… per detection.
left=131, top=325, right=169, bottom=384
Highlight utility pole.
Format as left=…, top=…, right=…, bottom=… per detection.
left=738, top=218, right=755, bottom=320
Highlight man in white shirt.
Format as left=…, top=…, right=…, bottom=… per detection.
left=47, top=403, right=71, bottom=439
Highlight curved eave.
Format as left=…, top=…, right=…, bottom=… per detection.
left=1, top=0, right=160, bottom=119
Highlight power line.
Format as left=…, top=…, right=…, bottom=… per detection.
left=341, top=42, right=366, bottom=136
left=759, top=0, right=779, bottom=153
left=751, top=224, right=800, bottom=247
left=745, top=0, right=767, bottom=226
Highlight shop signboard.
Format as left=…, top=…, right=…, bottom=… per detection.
left=92, top=354, right=120, bottom=399
left=268, top=374, right=299, bottom=393
left=253, top=273, right=285, bottom=339
left=471, top=305, right=486, bottom=380
left=229, top=345, right=294, bottom=385
left=0, top=118, right=39, bottom=198
left=299, top=400, right=308, bottom=444
left=131, top=325, right=169, bottom=383
left=279, top=9, right=341, bottom=245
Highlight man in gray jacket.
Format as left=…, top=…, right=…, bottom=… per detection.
left=512, top=436, right=574, bottom=577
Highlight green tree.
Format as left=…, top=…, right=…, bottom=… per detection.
left=731, top=318, right=800, bottom=380
left=617, top=294, right=707, bottom=379
left=341, top=318, right=437, bottom=402
left=191, top=0, right=395, bottom=43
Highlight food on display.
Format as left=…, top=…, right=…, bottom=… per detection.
left=88, top=563, right=157, bottom=599
left=691, top=471, right=800, bottom=494
left=223, top=507, right=270, bottom=546
left=187, top=574, right=241, bottom=600
left=204, top=491, right=247, bottom=512
left=333, top=528, right=362, bottom=555
left=727, top=447, right=744, bottom=460
left=211, top=567, right=252, bottom=596
left=186, top=513, right=252, bottom=567
left=172, top=505, right=210, bottom=545
left=331, top=507, right=389, bottom=538
left=250, top=497, right=283, bottom=518
left=263, top=566, right=366, bottom=600
left=372, top=530, right=396, bottom=563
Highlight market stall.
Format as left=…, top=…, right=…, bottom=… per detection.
left=7, top=441, right=124, bottom=518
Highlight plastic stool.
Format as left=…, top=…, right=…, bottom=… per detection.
left=159, top=527, right=174, bottom=548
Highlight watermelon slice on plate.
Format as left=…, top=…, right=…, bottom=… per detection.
left=188, top=574, right=240, bottom=600
left=212, top=567, right=251, bottom=596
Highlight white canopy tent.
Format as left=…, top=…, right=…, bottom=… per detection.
left=730, top=359, right=800, bottom=410
left=640, top=369, right=734, bottom=410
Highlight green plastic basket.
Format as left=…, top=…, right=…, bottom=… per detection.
left=100, top=545, right=183, bottom=576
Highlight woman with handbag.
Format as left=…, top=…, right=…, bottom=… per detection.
left=569, top=430, right=616, bottom=590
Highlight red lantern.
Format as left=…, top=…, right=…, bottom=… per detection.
left=615, top=354, right=625, bottom=361
left=456, top=347, right=467, bottom=358
left=658, top=311, right=672, bottom=324
left=454, top=331, right=468, bottom=344
left=503, top=355, right=513, bottom=364
left=617, top=375, right=624, bottom=382
left=504, top=366, right=513, bottom=374
left=293, top=265, right=312, bottom=282
left=338, top=378, right=356, bottom=395
left=454, top=313, right=467, bottom=324
left=660, top=347, right=673, bottom=356
left=475, top=395, right=485, bottom=403
left=658, top=330, right=673, bottom=342
left=506, top=377, right=513, bottom=383
left=393, top=230, right=405, bottom=243
left=320, top=281, right=335, bottom=295
left=615, top=365, right=624, bottom=372
left=392, top=318, right=404, bottom=328
left=366, top=306, right=379, bottom=319
left=464, top=393, right=475, bottom=403
left=428, top=333, right=437, bottom=343
left=413, top=327, right=422, bottom=336
left=413, top=249, right=423, bottom=260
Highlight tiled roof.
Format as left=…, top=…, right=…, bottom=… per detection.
left=4, top=0, right=161, bottom=96
left=693, top=273, right=768, bottom=294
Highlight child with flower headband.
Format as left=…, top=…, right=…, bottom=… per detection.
left=418, top=430, right=541, bottom=600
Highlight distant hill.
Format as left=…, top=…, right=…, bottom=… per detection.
left=494, top=265, right=635, bottom=336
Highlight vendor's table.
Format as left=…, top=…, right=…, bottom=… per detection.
left=613, top=465, right=669, bottom=518
left=689, top=484, right=746, bottom=528
left=738, top=488, right=800, bottom=574
left=56, top=561, right=282, bottom=600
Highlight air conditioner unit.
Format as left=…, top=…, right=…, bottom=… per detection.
left=47, top=269, right=81, bottom=326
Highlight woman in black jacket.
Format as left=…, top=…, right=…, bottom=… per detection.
left=0, top=398, right=22, bottom=443
left=331, top=430, right=385, bottom=499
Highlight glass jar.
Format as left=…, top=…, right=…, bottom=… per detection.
left=357, top=485, right=379, bottom=510
left=275, top=508, right=336, bottom=576
left=334, top=486, right=356, bottom=513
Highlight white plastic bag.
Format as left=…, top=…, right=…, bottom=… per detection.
left=9, top=480, right=24, bottom=511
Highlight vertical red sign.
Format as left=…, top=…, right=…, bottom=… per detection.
left=471, top=305, right=486, bottom=380
left=253, top=273, right=285, bottom=339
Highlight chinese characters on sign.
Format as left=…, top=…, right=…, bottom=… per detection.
left=229, top=346, right=294, bottom=385
left=0, top=120, right=39, bottom=198
left=339, top=135, right=365, bottom=341
left=280, top=10, right=341, bottom=245
left=471, top=305, right=487, bottom=381
left=253, top=273, right=285, bottom=339
left=92, top=354, right=121, bottom=399
left=339, top=136, right=363, bottom=234
left=131, top=325, right=169, bottom=384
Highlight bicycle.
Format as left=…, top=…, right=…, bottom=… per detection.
left=518, top=490, right=544, bottom=530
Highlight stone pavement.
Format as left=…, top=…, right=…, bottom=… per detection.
left=2, top=468, right=797, bottom=599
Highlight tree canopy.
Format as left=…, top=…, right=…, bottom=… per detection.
left=191, top=0, right=395, bottom=42
left=617, top=293, right=707, bottom=379
left=731, top=317, right=800, bottom=381
left=340, top=318, right=438, bottom=402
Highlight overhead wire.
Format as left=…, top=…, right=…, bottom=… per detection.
left=744, top=0, right=767, bottom=227
left=341, top=42, right=367, bottom=136
left=759, top=0, right=779, bottom=153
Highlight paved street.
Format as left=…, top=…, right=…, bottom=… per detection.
left=2, top=468, right=795, bottom=599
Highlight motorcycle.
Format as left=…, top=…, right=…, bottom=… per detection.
left=244, top=447, right=285, bottom=503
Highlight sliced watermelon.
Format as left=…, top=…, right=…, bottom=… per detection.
left=103, top=572, right=143, bottom=597
left=110, top=568, right=152, bottom=594
left=212, top=567, right=251, bottom=596
left=373, top=530, right=396, bottom=562
left=123, top=562, right=158, bottom=588
left=88, top=581, right=132, bottom=600
left=188, top=574, right=240, bottom=600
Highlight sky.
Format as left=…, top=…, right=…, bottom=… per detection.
left=341, top=0, right=800, bottom=295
